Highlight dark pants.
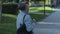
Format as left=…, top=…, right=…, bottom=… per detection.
left=17, top=29, right=33, bottom=34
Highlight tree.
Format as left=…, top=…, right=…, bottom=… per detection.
left=31, top=0, right=45, bottom=4
left=15, top=0, right=29, bottom=3
left=15, top=0, right=19, bottom=3
left=0, top=1, right=2, bottom=23
left=0, top=0, right=4, bottom=22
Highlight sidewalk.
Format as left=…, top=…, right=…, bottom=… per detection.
left=30, top=12, right=50, bottom=15
left=43, top=9, right=60, bottom=23
left=33, top=23, right=60, bottom=34
left=33, top=8, right=60, bottom=34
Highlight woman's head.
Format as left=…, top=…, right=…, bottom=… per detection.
left=18, top=1, right=29, bottom=11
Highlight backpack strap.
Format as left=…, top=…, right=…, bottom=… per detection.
left=23, top=15, right=26, bottom=25
left=20, top=14, right=26, bottom=26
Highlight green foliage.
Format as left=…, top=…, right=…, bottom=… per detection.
left=31, top=0, right=45, bottom=1
left=16, top=0, right=19, bottom=3
left=2, top=3, right=18, bottom=15
left=21, top=0, right=29, bottom=1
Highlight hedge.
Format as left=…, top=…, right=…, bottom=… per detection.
left=2, top=3, right=18, bottom=15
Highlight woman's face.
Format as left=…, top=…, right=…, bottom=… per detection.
left=25, top=4, right=29, bottom=12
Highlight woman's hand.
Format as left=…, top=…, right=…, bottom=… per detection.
left=32, top=19, right=36, bottom=22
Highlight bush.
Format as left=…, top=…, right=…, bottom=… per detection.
left=2, top=3, right=18, bottom=15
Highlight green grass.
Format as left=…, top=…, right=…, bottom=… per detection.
left=0, top=23, right=16, bottom=34
left=30, top=14, right=47, bottom=21
left=0, top=13, right=47, bottom=34
left=1, top=14, right=17, bottom=23
left=0, top=14, right=17, bottom=34
left=29, top=7, right=56, bottom=13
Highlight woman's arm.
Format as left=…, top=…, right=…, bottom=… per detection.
left=24, top=15, right=36, bottom=32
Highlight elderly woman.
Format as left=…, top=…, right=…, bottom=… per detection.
left=16, top=1, right=36, bottom=34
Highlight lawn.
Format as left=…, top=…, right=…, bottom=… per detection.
left=30, top=14, right=47, bottom=21
left=0, top=23, right=16, bottom=34
left=0, top=13, right=47, bottom=34
left=0, top=14, right=17, bottom=34
left=29, top=7, right=56, bottom=13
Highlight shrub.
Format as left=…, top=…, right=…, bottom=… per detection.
left=2, top=3, right=18, bottom=15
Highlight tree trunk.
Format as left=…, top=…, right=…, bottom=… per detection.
left=0, top=1, right=2, bottom=23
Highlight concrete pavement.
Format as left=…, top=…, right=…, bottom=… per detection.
left=33, top=8, right=60, bottom=34
left=33, top=22, right=60, bottom=34
left=43, top=9, right=60, bottom=23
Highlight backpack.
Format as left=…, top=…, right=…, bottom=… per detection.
left=17, top=15, right=33, bottom=34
